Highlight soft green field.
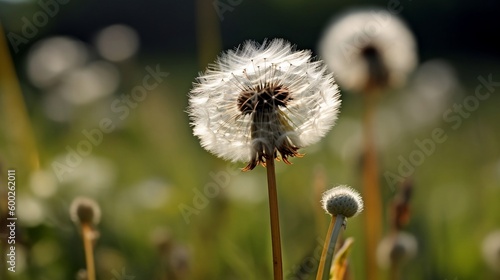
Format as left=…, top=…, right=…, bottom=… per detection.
left=1, top=1, right=500, bottom=279
left=2, top=53, right=499, bottom=279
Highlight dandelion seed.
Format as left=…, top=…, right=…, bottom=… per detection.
left=319, top=9, right=417, bottom=92
left=188, top=38, right=341, bottom=171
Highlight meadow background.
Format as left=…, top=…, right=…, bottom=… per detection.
left=0, top=0, right=499, bottom=279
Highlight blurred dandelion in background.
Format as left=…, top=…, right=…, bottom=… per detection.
left=70, top=197, right=101, bottom=226
left=94, top=24, right=140, bottom=62
left=55, top=60, right=120, bottom=105
left=482, top=230, right=500, bottom=274
left=376, top=231, right=418, bottom=269
left=319, top=9, right=417, bottom=93
left=26, top=35, right=121, bottom=124
left=26, top=36, right=89, bottom=88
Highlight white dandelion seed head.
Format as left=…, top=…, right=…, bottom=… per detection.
left=321, top=185, right=364, bottom=217
left=319, top=9, right=417, bottom=92
left=188, top=38, right=341, bottom=170
left=376, top=231, right=418, bottom=269
left=482, top=230, right=500, bottom=273
left=69, top=196, right=101, bottom=226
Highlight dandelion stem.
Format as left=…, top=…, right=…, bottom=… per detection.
left=322, top=215, right=345, bottom=280
left=265, top=158, right=283, bottom=280
left=82, top=223, right=96, bottom=280
left=316, top=216, right=335, bottom=280
left=362, top=94, right=382, bottom=280
left=389, top=263, right=400, bottom=280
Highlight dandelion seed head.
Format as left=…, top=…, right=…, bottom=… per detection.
left=321, top=185, right=364, bottom=217
left=482, top=230, right=500, bottom=273
left=188, top=39, right=341, bottom=170
left=376, top=231, right=418, bottom=269
left=319, top=9, right=417, bottom=92
left=69, top=197, right=101, bottom=225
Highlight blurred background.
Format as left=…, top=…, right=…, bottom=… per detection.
left=0, top=0, right=499, bottom=279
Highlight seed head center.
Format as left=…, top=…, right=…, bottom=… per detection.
left=237, top=84, right=291, bottom=115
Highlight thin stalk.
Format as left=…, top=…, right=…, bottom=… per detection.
left=322, top=215, right=345, bottom=280
left=389, top=232, right=400, bottom=280
left=389, top=263, right=400, bottom=280
left=82, top=223, right=96, bottom=280
left=265, top=158, right=283, bottom=280
left=316, top=216, right=335, bottom=280
left=362, top=94, right=382, bottom=280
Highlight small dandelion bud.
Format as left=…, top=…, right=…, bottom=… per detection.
left=482, top=230, right=500, bottom=273
left=376, top=231, right=418, bottom=269
left=317, top=185, right=363, bottom=280
left=321, top=185, right=364, bottom=218
left=70, top=197, right=101, bottom=226
left=75, top=269, right=88, bottom=280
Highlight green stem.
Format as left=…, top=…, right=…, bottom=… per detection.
left=316, top=217, right=335, bottom=280
left=322, top=215, right=345, bottom=280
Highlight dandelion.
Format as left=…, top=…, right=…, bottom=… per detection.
left=70, top=197, right=101, bottom=280
left=321, top=185, right=364, bottom=218
left=319, top=9, right=417, bottom=93
left=70, top=197, right=101, bottom=226
left=75, top=269, right=88, bottom=280
left=377, top=231, right=417, bottom=280
left=188, top=38, right=341, bottom=280
left=188, top=38, right=341, bottom=171
left=482, top=230, right=500, bottom=274
left=317, top=186, right=363, bottom=280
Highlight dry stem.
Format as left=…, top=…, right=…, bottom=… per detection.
left=266, top=158, right=283, bottom=280
left=82, top=223, right=96, bottom=280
